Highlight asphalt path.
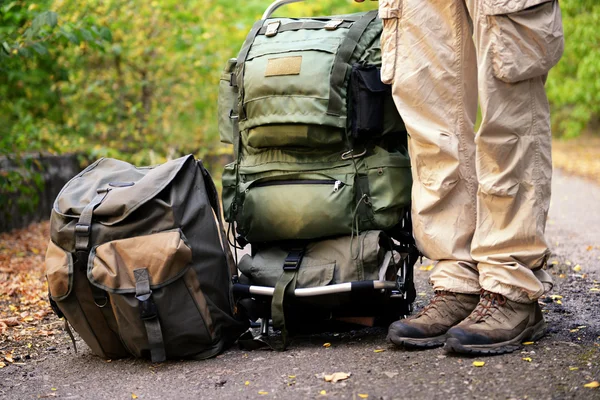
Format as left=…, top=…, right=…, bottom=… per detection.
left=1, top=169, right=599, bottom=400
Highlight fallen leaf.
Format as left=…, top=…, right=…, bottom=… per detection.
left=323, top=343, right=331, bottom=348
left=573, top=265, right=582, bottom=272
left=570, top=329, right=579, bottom=333
left=550, top=295, right=563, bottom=300
left=569, top=367, right=579, bottom=371
left=559, top=274, right=566, bottom=279
left=258, top=391, right=269, bottom=395
left=419, top=265, right=434, bottom=271
left=586, top=245, right=593, bottom=251
left=131, top=394, right=138, bottom=399
left=590, top=288, right=600, bottom=293
left=358, top=394, right=369, bottom=399
left=418, top=292, right=427, bottom=296
left=0, top=317, right=20, bottom=327
left=522, top=341, right=535, bottom=345
left=320, top=390, right=327, bottom=395
left=522, top=357, right=532, bottom=362
left=566, top=261, right=572, bottom=266
left=577, top=326, right=587, bottom=329
left=584, top=381, right=599, bottom=389
left=373, top=349, right=385, bottom=353
left=288, top=375, right=296, bottom=379
left=51, top=388, right=57, bottom=391
left=245, top=381, right=250, bottom=386
left=4, top=355, right=14, bottom=363
left=324, top=372, right=351, bottom=383
left=0, top=362, right=5, bottom=368
left=472, top=361, right=485, bottom=367
left=556, top=300, right=563, bottom=305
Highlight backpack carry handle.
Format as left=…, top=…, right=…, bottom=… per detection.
left=262, top=0, right=304, bottom=20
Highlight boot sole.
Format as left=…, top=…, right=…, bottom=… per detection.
left=387, top=333, right=446, bottom=349
left=444, top=319, right=547, bottom=355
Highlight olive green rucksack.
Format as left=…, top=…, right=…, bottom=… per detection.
left=45, top=155, right=248, bottom=362
left=219, top=10, right=413, bottom=243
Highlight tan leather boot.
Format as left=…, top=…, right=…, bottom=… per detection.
left=388, top=291, right=480, bottom=348
left=445, top=291, right=547, bottom=355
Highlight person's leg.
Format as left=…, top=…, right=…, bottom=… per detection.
left=382, top=0, right=480, bottom=347
left=446, top=0, right=564, bottom=355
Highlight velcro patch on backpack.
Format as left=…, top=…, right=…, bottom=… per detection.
left=265, top=56, right=302, bottom=77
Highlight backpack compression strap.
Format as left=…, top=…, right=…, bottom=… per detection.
left=271, top=247, right=305, bottom=351
left=327, top=10, right=378, bottom=117
left=134, top=268, right=166, bottom=363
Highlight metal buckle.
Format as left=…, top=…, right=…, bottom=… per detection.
left=265, top=21, right=281, bottom=37
left=136, top=292, right=158, bottom=320
left=325, top=19, right=343, bottom=31
left=283, top=249, right=304, bottom=271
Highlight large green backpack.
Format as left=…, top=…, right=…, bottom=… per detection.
left=219, top=10, right=412, bottom=243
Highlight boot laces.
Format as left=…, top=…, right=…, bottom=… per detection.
left=470, top=290, right=507, bottom=322
left=415, top=291, right=452, bottom=318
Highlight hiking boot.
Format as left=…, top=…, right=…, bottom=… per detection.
left=444, top=290, right=547, bottom=355
left=388, top=291, right=479, bottom=349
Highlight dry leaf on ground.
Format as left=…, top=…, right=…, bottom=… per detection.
left=323, top=372, right=351, bottom=383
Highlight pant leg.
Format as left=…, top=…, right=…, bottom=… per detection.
left=380, top=0, right=480, bottom=295
left=464, top=0, right=563, bottom=302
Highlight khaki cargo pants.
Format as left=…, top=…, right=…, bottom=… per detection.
left=379, top=0, right=564, bottom=302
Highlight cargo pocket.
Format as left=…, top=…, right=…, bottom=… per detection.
left=87, top=229, right=215, bottom=360
left=484, top=0, right=564, bottom=83
left=218, top=58, right=238, bottom=144
left=46, top=240, right=129, bottom=359
left=350, top=64, right=390, bottom=140
left=379, top=0, right=402, bottom=84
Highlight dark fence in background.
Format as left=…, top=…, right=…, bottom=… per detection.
left=0, top=154, right=81, bottom=233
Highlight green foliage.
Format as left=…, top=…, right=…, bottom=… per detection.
left=0, top=0, right=596, bottom=169
left=546, top=0, right=600, bottom=138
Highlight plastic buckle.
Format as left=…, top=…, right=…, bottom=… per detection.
left=325, top=20, right=343, bottom=31
left=136, top=292, right=158, bottom=320
left=265, top=21, right=281, bottom=37
left=75, top=223, right=90, bottom=236
left=283, top=249, right=304, bottom=271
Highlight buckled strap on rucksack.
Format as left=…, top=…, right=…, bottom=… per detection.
left=134, top=268, right=166, bottom=363
left=75, top=188, right=110, bottom=251
left=271, top=248, right=304, bottom=350
left=327, top=10, right=378, bottom=117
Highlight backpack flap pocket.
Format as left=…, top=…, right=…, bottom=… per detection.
left=238, top=248, right=335, bottom=288
left=46, top=240, right=129, bottom=359
left=88, top=229, right=215, bottom=360
left=350, top=64, right=390, bottom=140
left=363, top=147, right=412, bottom=230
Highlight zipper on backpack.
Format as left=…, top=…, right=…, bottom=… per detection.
left=254, top=179, right=345, bottom=192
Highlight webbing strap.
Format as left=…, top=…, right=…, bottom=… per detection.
left=257, top=20, right=353, bottom=35
left=199, top=162, right=237, bottom=278
left=74, top=188, right=110, bottom=251
left=134, top=268, right=166, bottom=363
left=326, top=10, right=378, bottom=117
left=271, top=248, right=304, bottom=351
left=235, top=19, right=265, bottom=121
